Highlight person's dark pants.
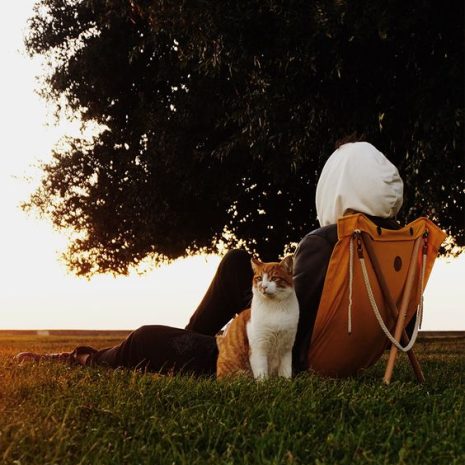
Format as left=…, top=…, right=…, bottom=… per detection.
left=83, top=249, right=253, bottom=376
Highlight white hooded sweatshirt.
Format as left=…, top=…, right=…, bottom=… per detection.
left=315, top=142, right=404, bottom=227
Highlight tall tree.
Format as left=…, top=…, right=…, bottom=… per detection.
left=25, top=0, right=464, bottom=276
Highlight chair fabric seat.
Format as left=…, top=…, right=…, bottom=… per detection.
left=307, top=214, right=446, bottom=378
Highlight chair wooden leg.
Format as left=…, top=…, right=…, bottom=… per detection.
left=382, top=238, right=422, bottom=385
left=361, top=234, right=424, bottom=384
left=402, top=330, right=425, bottom=383
left=384, top=330, right=424, bottom=384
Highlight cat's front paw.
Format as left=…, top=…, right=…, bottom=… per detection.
left=278, top=363, right=293, bottom=379
left=254, top=371, right=269, bottom=381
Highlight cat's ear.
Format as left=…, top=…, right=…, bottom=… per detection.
left=251, top=257, right=262, bottom=273
left=280, top=255, right=294, bottom=274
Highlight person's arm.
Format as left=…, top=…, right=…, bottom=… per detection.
left=292, top=233, right=334, bottom=373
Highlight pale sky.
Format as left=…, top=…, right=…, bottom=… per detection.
left=0, top=1, right=464, bottom=331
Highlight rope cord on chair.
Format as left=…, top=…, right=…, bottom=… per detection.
left=348, top=231, right=427, bottom=352
left=418, top=249, right=426, bottom=330
left=359, top=253, right=424, bottom=352
left=348, top=237, right=354, bottom=334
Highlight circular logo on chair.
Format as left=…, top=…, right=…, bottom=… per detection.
left=394, top=256, right=402, bottom=271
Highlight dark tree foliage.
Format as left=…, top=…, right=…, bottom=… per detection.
left=25, top=0, right=464, bottom=276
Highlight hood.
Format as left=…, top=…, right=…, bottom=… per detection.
left=315, top=142, right=404, bottom=227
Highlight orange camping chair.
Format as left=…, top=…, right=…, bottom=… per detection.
left=306, top=213, right=446, bottom=383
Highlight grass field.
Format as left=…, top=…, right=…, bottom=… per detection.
left=0, top=333, right=464, bottom=465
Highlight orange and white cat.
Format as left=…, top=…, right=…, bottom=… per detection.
left=216, top=256, right=299, bottom=379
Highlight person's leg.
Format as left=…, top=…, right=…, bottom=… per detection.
left=185, top=249, right=253, bottom=335
left=87, top=325, right=218, bottom=376
left=15, top=346, right=96, bottom=365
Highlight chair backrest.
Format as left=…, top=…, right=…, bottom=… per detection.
left=307, top=214, right=446, bottom=378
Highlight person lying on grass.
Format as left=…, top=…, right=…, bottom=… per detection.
left=16, top=138, right=405, bottom=377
